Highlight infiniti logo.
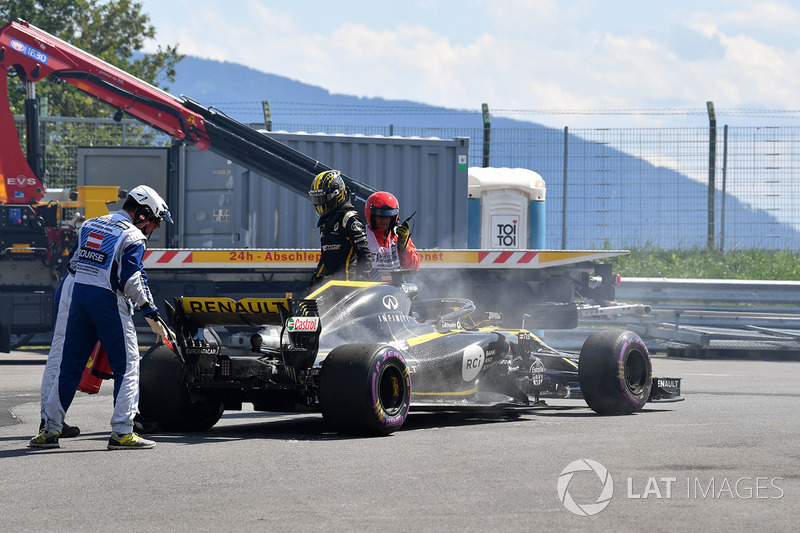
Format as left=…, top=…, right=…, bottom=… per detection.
left=382, top=295, right=399, bottom=310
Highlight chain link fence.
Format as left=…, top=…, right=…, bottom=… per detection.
left=15, top=116, right=800, bottom=250
left=14, top=116, right=172, bottom=189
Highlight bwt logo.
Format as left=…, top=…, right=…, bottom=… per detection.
left=557, top=459, right=613, bottom=516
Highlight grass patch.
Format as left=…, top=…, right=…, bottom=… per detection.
left=606, top=248, right=800, bottom=280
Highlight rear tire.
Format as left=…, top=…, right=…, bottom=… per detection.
left=319, top=344, right=411, bottom=436
left=578, top=330, right=652, bottom=415
left=139, top=344, right=224, bottom=431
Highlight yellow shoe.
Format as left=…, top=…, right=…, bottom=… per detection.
left=107, top=432, right=156, bottom=450
left=29, top=428, right=60, bottom=449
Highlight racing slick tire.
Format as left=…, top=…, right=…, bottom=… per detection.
left=319, top=344, right=411, bottom=436
left=578, top=330, right=652, bottom=415
left=139, top=344, right=224, bottom=431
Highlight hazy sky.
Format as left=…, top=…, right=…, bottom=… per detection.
left=138, top=0, right=800, bottom=128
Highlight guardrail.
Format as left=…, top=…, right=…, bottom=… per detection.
left=545, top=278, right=800, bottom=356
left=616, top=277, right=800, bottom=306
left=12, top=278, right=800, bottom=356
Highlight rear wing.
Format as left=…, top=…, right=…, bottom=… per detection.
left=176, top=297, right=291, bottom=327
left=167, top=296, right=320, bottom=352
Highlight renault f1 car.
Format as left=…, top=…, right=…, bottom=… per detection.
left=139, top=280, right=682, bottom=436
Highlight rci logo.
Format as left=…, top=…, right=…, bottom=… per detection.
left=557, top=459, right=614, bottom=516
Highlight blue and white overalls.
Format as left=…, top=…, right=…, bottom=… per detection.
left=42, top=210, right=157, bottom=435
left=38, top=271, right=74, bottom=420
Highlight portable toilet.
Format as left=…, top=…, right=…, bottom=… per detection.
left=467, top=168, right=546, bottom=249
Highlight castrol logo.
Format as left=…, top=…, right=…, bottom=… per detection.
left=286, top=317, right=319, bottom=332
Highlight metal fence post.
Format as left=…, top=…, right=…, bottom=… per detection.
left=720, top=124, right=728, bottom=253
left=482, top=103, right=490, bottom=168
left=262, top=101, right=272, bottom=132
left=707, top=101, right=716, bottom=250
left=562, top=126, right=568, bottom=249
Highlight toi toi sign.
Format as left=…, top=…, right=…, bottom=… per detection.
left=491, top=215, right=520, bottom=249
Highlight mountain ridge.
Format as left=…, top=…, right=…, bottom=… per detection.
left=169, top=56, right=538, bottom=130
left=165, top=55, right=800, bottom=249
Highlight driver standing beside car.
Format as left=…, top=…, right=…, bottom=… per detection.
left=307, top=170, right=372, bottom=289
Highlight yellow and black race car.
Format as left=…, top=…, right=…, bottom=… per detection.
left=139, top=280, right=682, bottom=436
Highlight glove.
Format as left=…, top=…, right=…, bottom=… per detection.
left=395, top=221, right=410, bottom=251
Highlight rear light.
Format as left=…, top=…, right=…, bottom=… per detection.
left=615, top=274, right=622, bottom=286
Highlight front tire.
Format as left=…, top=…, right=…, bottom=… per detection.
left=578, top=330, right=652, bottom=415
left=139, top=344, right=224, bottom=431
left=319, top=344, right=411, bottom=436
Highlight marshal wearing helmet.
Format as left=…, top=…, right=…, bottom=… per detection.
left=364, top=191, right=420, bottom=281
left=31, top=184, right=173, bottom=450
left=126, top=184, right=174, bottom=228
left=308, top=170, right=372, bottom=289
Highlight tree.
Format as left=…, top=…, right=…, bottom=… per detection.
left=1, top=0, right=183, bottom=117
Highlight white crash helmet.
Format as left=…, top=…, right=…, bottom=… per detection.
left=127, top=185, right=173, bottom=224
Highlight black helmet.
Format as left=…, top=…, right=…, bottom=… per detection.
left=309, top=170, right=348, bottom=215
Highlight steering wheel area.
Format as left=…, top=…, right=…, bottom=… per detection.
left=410, top=298, right=476, bottom=329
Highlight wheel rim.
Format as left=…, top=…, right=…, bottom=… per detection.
left=378, top=364, right=406, bottom=416
left=624, top=349, right=648, bottom=395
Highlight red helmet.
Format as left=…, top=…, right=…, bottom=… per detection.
left=365, top=191, right=399, bottom=230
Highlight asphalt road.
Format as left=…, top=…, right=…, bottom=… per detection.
left=1, top=348, right=798, bottom=532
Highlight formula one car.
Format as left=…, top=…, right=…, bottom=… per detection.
left=139, top=280, right=682, bottom=436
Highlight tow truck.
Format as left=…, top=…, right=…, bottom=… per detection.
left=0, top=18, right=628, bottom=351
